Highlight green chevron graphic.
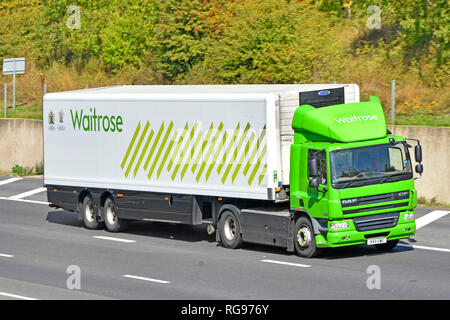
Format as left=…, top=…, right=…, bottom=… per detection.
left=192, top=123, right=214, bottom=173
left=232, top=131, right=256, bottom=183
left=172, top=122, right=198, bottom=181
left=243, top=126, right=266, bottom=176
left=122, top=121, right=267, bottom=186
left=121, top=122, right=141, bottom=169
left=217, top=123, right=240, bottom=174
left=148, top=121, right=174, bottom=180
left=124, top=121, right=150, bottom=178
left=181, top=127, right=202, bottom=180
left=248, top=145, right=267, bottom=186
left=143, top=122, right=165, bottom=170
left=168, top=122, right=188, bottom=172
left=133, top=128, right=154, bottom=177
left=157, top=130, right=178, bottom=178
left=221, top=123, right=250, bottom=184
left=196, top=122, right=223, bottom=182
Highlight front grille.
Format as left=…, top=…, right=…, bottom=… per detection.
left=353, top=212, right=399, bottom=231
left=341, top=191, right=409, bottom=208
left=343, top=201, right=408, bottom=214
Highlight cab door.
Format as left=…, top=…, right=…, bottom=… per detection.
left=305, top=148, right=329, bottom=219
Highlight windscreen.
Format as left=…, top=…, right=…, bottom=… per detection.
left=330, top=143, right=412, bottom=188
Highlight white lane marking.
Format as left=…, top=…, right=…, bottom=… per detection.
left=0, top=253, right=14, bottom=258
left=261, top=259, right=311, bottom=268
left=0, top=292, right=38, bottom=300
left=93, top=236, right=136, bottom=243
left=123, top=274, right=171, bottom=284
left=415, top=210, right=449, bottom=229
left=9, top=187, right=47, bottom=200
left=0, top=197, right=50, bottom=205
left=398, top=243, right=450, bottom=253
left=0, top=177, right=22, bottom=186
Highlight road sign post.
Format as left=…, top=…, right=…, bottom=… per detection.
left=3, top=58, right=25, bottom=110
left=3, top=83, right=6, bottom=118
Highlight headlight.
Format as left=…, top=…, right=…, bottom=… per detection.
left=404, top=213, right=415, bottom=221
left=330, top=222, right=349, bottom=231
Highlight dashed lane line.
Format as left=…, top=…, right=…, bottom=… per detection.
left=123, top=274, right=171, bottom=284
left=0, top=197, right=50, bottom=205
left=398, top=243, right=450, bottom=253
left=93, top=236, right=136, bottom=243
left=0, top=177, right=22, bottom=186
left=415, top=210, right=449, bottom=229
left=9, top=187, right=47, bottom=200
left=261, top=259, right=312, bottom=268
left=0, top=292, right=38, bottom=300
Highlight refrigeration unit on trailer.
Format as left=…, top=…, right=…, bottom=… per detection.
left=44, top=84, right=421, bottom=257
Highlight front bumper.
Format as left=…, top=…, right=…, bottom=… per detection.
left=315, top=211, right=416, bottom=248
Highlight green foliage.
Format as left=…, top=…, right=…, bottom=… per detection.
left=35, top=0, right=157, bottom=72
left=191, top=0, right=346, bottom=84
left=12, top=164, right=34, bottom=176
left=153, top=0, right=213, bottom=81
left=0, top=0, right=448, bottom=126
left=35, top=161, right=44, bottom=175
left=11, top=162, right=44, bottom=176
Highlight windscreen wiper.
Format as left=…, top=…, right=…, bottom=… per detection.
left=379, top=175, right=402, bottom=184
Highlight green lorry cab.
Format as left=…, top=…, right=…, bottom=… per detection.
left=289, top=96, right=422, bottom=257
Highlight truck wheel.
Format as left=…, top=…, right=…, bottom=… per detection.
left=219, top=210, right=242, bottom=249
left=103, top=197, right=128, bottom=233
left=80, top=195, right=102, bottom=230
left=294, top=216, right=321, bottom=258
left=375, top=239, right=399, bottom=251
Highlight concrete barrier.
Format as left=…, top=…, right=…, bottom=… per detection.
left=0, top=119, right=43, bottom=173
left=388, top=125, right=449, bottom=204
left=0, top=119, right=448, bottom=203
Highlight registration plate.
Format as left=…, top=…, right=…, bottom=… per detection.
left=367, top=238, right=387, bottom=245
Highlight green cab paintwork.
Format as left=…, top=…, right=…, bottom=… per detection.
left=290, top=97, right=417, bottom=248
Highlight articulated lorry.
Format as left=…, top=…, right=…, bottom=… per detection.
left=43, top=84, right=423, bottom=257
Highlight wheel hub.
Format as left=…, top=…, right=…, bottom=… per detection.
left=223, top=216, right=236, bottom=241
left=297, top=226, right=312, bottom=248
left=106, top=204, right=117, bottom=225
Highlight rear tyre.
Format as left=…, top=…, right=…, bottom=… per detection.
left=218, top=210, right=243, bottom=249
left=294, top=216, right=321, bottom=258
left=375, top=239, right=399, bottom=251
left=80, top=195, right=102, bottom=230
left=103, top=196, right=129, bottom=233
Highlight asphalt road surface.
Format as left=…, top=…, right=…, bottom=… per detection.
left=0, top=176, right=449, bottom=300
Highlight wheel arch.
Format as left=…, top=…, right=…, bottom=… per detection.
left=291, top=209, right=327, bottom=235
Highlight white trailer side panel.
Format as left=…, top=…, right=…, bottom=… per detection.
left=43, top=94, right=277, bottom=200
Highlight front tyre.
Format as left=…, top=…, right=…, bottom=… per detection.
left=103, top=197, right=129, bottom=233
left=294, top=216, right=321, bottom=258
left=218, top=210, right=243, bottom=249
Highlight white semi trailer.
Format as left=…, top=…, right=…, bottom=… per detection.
left=44, top=84, right=360, bottom=255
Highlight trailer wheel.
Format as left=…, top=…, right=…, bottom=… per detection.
left=80, top=195, right=102, bottom=230
left=103, top=196, right=128, bottom=233
left=218, top=210, right=242, bottom=249
left=294, top=216, right=321, bottom=258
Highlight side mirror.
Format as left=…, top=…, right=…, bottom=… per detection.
left=308, top=158, right=319, bottom=177
left=414, top=144, right=422, bottom=163
left=415, top=164, right=423, bottom=174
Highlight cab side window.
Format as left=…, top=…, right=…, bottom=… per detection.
left=308, top=149, right=327, bottom=185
